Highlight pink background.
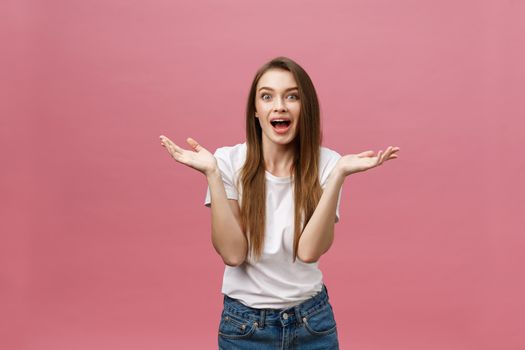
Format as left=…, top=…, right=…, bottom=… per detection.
left=2, top=0, right=524, bottom=349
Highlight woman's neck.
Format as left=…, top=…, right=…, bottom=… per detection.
left=262, top=139, right=295, bottom=177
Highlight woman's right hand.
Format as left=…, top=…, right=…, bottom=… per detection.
left=159, top=135, right=218, bottom=177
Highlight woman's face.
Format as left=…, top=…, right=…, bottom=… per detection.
left=255, top=68, right=301, bottom=146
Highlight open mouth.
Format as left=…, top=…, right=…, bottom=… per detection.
left=270, top=120, right=291, bottom=128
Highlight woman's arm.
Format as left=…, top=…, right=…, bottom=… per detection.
left=206, top=168, right=248, bottom=266
left=298, top=146, right=400, bottom=263
left=297, top=169, right=345, bottom=263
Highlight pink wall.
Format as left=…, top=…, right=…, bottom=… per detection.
left=2, top=0, right=524, bottom=349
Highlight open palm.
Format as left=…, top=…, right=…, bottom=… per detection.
left=159, top=135, right=217, bottom=176
left=338, top=146, right=400, bottom=176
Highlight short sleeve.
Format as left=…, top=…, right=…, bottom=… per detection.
left=320, top=149, right=343, bottom=223
left=204, top=147, right=239, bottom=207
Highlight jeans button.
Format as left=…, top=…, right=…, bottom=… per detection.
left=283, top=312, right=288, bottom=320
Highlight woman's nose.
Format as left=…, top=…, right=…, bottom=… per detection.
left=273, top=97, right=287, bottom=112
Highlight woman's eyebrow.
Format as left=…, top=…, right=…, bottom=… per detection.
left=258, top=86, right=299, bottom=92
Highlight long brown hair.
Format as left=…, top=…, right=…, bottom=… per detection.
left=237, top=56, right=323, bottom=263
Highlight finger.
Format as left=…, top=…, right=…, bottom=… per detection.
left=162, top=136, right=184, bottom=154
left=160, top=140, right=170, bottom=150
left=376, top=150, right=383, bottom=166
left=386, top=150, right=399, bottom=161
left=382, top=146, right=393, bottom=163
left=159, top=135, right=170, bottom=147
left=162, top=139, right=179, bottom=158
left=380, top=147, right=391, bottom=164
left=164, top=142, right=175, bottom=158
left=159, top=136, right=181, bottom=160
left=187, top=137, right=203, bottom=152
left=390, top=147, right=400, bottom=154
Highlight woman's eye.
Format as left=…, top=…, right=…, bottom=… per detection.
left=260, top=93, right=298, bottom=101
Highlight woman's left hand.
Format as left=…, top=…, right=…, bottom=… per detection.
left=336, top=146, right=400, bottom=177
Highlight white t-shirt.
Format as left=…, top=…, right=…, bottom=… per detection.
left=204, top=142, right=343, bottom=309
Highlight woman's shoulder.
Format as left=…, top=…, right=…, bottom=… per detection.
left=214, top=142, right=247, bottom=169
left=320, top=145, right=342, bottom=163
left=215, top=142, right=246, bottom=157
left=319, top=145, right=342, bottom=186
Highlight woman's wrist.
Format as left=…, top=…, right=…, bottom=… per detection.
left=333, top=162, right=349, bottom=180
left=327, top=165, right=347, bottom=187
left=205, top=166, right=221, bottom=180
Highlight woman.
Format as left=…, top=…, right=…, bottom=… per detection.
left=160, top=56, right=399, bottom=349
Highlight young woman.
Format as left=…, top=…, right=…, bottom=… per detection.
left=159, top=56, right=399, bottom=349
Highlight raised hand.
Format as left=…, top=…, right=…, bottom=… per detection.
left=336, top=146, right=400, bottom=177
left=159, top=135, right=218, bottom=176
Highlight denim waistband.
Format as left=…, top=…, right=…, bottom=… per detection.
left=222, top=284, right=331, bottom=328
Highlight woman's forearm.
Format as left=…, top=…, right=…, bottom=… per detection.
left=206, top=168, right=248, bottom=266
left=297, top=168, right=346, bottom=263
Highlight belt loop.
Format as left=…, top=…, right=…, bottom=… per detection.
left=294, top=305, right=303, bottom=325
left=259, top=309, right=266, bottom=329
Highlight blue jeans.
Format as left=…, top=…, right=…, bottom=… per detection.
left=218, top=284, right=339, bottom=350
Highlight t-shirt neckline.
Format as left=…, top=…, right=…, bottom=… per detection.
left=264, top=170, right=292, bottom=183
